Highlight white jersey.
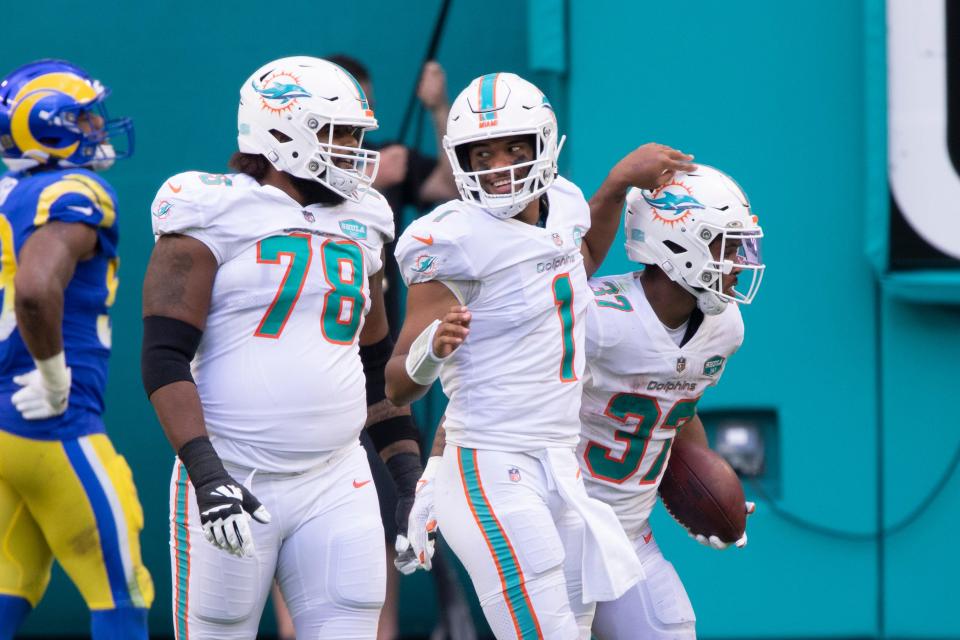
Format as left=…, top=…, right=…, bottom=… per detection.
left=395, top=176, right=592, bottom=451
left=577, top=272, right=743, bottom=534
left=151, top=172, right=394, bottom=471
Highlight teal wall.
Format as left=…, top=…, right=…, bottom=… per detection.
left=4, top=0, right=526, bottom=636
left=5, top=0, right=958, bottom=637
left=561, top=0, right=957, bottom=638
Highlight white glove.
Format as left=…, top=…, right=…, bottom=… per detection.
left=395, top=456, right=440, bottom=574
left=12, top=353, right=71, bottom=420
left=690, top=501, right=755, bottom=550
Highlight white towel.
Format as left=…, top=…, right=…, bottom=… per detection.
left=540, top=447, right=644, bottom=603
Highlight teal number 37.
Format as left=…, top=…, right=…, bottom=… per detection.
left=583, top=393, right=699, bottom=484
left=254, top=234, right=365, bottom=343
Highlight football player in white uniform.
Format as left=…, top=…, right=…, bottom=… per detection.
left=579, top=166, right=764, bottom=640
left=385, top=72, right=695, bottom=640
left=141, top=56, right=422, bottom=639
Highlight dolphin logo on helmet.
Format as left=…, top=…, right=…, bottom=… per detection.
left=251, top=80, right=313, bottom=104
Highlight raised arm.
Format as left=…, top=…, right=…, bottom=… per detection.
left=416, top=61, right=459, bottom=204
left=582, top=143, right=696, bottom=276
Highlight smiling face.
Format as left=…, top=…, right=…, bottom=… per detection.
left=465, top=135, right=535, bottom=195
left=317, top=123, right=363, bottom=169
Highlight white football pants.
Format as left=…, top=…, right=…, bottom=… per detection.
left=592, top=528, right=696, bottom=640
left=169, top=442, right=385, bottom=639
left=435, top=446, right=595, bottom=640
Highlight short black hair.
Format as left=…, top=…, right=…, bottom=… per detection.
left=326, top=54, right=369, bottom=83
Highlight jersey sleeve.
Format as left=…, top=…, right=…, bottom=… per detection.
left=34, top=170, right=119, bottom=258
left=394, top=205, right=478, bottom=286
left=150, top=172, right=236, bottom=264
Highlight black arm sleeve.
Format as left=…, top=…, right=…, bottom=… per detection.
left=359, top=334, right=393, bottom=405
left=141, top=315, right=203, bottom=398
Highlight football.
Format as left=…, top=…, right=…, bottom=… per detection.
left=658, top=437, right=746, bottom=543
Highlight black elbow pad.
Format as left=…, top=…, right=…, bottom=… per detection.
left=141, top=315, right=203, bottom=398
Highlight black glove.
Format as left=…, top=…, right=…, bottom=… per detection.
left=179, top=437, right=271, bottom=557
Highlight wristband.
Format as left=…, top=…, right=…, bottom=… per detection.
left=404, top=319, right=453, bottom=386
left=35, top=352, right=70, bottom=390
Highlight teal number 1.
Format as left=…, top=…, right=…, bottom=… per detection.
left=552, top=273, right=577, bottom=382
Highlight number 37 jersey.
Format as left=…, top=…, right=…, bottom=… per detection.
left=577, top=273, right=743, bottom=533
left=151, top=173, right=393, bottom=471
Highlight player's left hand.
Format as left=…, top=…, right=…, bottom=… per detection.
left=12, top=366, right=71, bottom=420
left=385, top=451, right=424, bottom=573
left=690, top=501, right=755, bottom=550
left=395, top=456, right=440, bottom=574
left=609, top=143, right=696, bottom=192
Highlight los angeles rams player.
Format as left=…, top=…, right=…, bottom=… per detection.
left=581, top=166, right=763, bottom=639
left=386, top=72, right=695, bottom=639
left=0, top=60, right=153, bottom=638
left=142, top=56, right=422, bottom=638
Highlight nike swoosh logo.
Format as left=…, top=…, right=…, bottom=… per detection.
left=352, top=479, right=371, bottom=488
left=167, top=182, right=182, bottom=193
left=66, top=205, right=93, bottom=216
left=412, top=234, right=434, bottom=246
left=643, top=532, right=653, bottom=544
left=416, top=479, right=429, bottom=492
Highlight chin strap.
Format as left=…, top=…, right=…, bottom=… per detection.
left=696, top=291, right=728, bottom=316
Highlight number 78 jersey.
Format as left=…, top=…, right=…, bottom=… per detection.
left=577, top=273, right=743, bottom=533
left=151, top=172, right=394, bottom=471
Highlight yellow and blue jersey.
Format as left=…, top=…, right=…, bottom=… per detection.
left=0, top=167, right=119, bottom=440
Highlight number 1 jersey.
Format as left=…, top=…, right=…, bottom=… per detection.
left=395, top=176, right=592, bottom=451
left=577, top=273, right=743, bottom=534
left=151, top=173, right=393, bottom=471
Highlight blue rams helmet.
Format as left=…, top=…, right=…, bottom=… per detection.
left=0, top=59, right=133, bottom=171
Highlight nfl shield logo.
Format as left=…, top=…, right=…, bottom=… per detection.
left=676, top=357, right=687, bottom=374
left=302, top=210, right=316, bottom=223
left=508, top=467, right=521, bottom=482
left=552, top=233, right=563, bottom=246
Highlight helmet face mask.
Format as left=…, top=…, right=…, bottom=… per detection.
left=625, top=165, right=765, bottom=313
left=238, top=57, right=380, bottom=203
left=0, top=59, right=133, bottom=171
left=444, top=73, right=564, bottom=219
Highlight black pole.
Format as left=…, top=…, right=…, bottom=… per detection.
left=397, top=0, right=453, bottom=144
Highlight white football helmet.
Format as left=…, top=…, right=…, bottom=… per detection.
left=624, top=165, right=764, bottom=315
left=443, top=72, right=564, bottom=218
left=237, top=56, right=379, bottom=202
